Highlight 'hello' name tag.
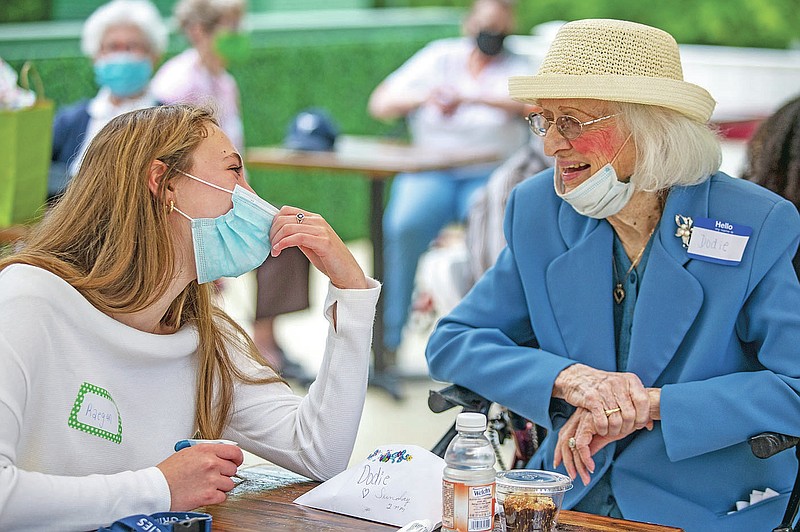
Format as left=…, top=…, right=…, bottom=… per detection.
left=687, top=217, right=752, bottom=266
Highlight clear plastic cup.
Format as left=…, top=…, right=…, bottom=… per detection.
left=495, top=470, right=573, bottom=532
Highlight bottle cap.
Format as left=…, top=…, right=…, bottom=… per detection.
left=456, top=412, right=487, bottom=432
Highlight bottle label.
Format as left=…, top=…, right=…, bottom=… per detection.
left=442, top=480, right=495, bottom=532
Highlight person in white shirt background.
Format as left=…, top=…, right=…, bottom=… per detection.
left=48, top=0, right=167, bottom=200
left=367, top=0, right=531, bottom=359
left=151, top=0, right=246, bottom=151
left=0, top=104, right=380, bottom=530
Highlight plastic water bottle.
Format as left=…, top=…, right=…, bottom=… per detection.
left=442, top=412, right=496, bottom=532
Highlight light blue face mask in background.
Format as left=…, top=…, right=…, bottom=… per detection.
left=94, top=52, right=152, bottom=97
left=171, top=170, right=278, bottom=284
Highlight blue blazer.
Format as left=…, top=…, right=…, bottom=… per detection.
left=49, top=99, right=90, bottom=199
left=426, top=169, right=800, bottom=531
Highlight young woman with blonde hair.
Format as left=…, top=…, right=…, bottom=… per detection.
left=0, top=104, right=379, bottom=530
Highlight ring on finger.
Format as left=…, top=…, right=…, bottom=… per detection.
left=296, top=212, right=305, bottom=224
left=568, top=437, right=576, bottom=449
left=604, top=407, right=621, bottom=417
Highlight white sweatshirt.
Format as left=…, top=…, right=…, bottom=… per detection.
left=0, top=264, right=380, bottom=531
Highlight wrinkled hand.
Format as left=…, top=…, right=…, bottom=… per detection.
left=554, top=388, right=661, bottom=486
left=552, top=408, right=636, bottom=486
left=270, top=206, right=368, bottom=290
left=553, top=364, right=650, bottom=437
left=157, top=443, right=244, bottom=510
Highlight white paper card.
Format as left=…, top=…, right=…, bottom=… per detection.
left=294, top=444, right=445, bottom=527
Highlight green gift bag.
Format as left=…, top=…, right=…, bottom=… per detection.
left=0, top=62, right=54, bottom=227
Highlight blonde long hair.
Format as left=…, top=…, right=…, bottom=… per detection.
left=0, top=104, right=280, bottom=438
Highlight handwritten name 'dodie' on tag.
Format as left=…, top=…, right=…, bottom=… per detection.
left=687, top=217, right=752, bottom=266
left=294, top=444, right=445, bottom=527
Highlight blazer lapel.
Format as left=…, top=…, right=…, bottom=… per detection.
left=546, top=205, right=617, bottom=371
left=625, top=182, right=710, bottom=386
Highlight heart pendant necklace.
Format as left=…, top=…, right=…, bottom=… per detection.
left=612, top=226, right=657, bottom=305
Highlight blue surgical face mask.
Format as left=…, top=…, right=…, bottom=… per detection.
left=94, top=52, right=152, bottom=97
left=554, top=135, right=634, bottom=219
left=171, top=170, right=278, bottom=284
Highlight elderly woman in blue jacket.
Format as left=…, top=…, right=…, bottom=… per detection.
left=426, top=19, right=800, bottom=532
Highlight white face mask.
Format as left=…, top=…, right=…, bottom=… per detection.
left=554, top=134, right=634, bottom=219
left=554, top=163, right=634, bottom=219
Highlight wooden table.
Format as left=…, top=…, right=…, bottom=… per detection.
left=246, top=135, right=504, bottom=400
left=202, top=468, right=684, bottom=531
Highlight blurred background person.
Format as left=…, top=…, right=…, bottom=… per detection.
left=151, top=0, right=246, bottom=151
left=742, top=93, right=800, bottom=278
left=412, top=137, right=551, bottom=322
left=152, top=0, right=311, bottom=380
left=368, top=0, right=530, bottom=359
left=465, top=136, right=551, bottom=282
left=48, top=0, right=167, bottom=201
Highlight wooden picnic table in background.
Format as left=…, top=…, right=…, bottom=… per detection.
left=246, top=135, right=506, bottom=400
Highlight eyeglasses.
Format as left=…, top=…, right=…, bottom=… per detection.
left=526, top=112, right=619, bottom=140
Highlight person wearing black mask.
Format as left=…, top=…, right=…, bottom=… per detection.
left=368, top=0, right=530, bottom=361
left=476, top=28, right=508, bottom=56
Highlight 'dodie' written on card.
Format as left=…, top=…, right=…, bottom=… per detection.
left=356, top=448, right=414, bottom=515
left=294, top=443, right=445, bottom=527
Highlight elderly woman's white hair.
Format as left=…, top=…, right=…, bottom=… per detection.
left=619, top=102, right=722, bottom=192
left=81, top=0, right=168, bottom=57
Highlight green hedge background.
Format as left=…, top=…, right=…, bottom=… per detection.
left=3, top=0, right=799, bottom=238
left=4, top=30, right=457, bottom=240
left=4, top=0, right=800, bottom=49
left=405, top=0, right=800, bottom=49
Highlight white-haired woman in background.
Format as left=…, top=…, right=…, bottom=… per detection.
left=49, top=0, right=167, bottom=200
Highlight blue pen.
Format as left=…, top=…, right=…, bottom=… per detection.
left=174, top=438, right=238, bottom=452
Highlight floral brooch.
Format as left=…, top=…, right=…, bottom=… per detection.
left=674, top=214, right=693, bottom=248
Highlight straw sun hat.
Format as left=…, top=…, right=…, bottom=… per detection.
left=509, top=19, right=716, bottom=122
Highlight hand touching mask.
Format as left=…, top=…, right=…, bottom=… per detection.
left=171, top=169, right=278, bottom=284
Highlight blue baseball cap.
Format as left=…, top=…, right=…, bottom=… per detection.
left=284, top=108, right=339, bottom=151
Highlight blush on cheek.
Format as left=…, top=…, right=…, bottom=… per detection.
left=571, top=130, right=619, bottom=161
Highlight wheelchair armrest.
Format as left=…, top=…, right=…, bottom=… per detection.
left=749, top=432, right=800, bottom=459
left=428, top=384, right=491, bottom=415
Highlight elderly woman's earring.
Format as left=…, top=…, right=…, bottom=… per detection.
left=167, top=200, right=175, bottom=214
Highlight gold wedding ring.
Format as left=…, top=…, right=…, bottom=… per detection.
left=604, top=407, right=622, bottom=416
left=296, top=212, right=305, bottom=224
left=568, top=437, right=576, bottom=449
